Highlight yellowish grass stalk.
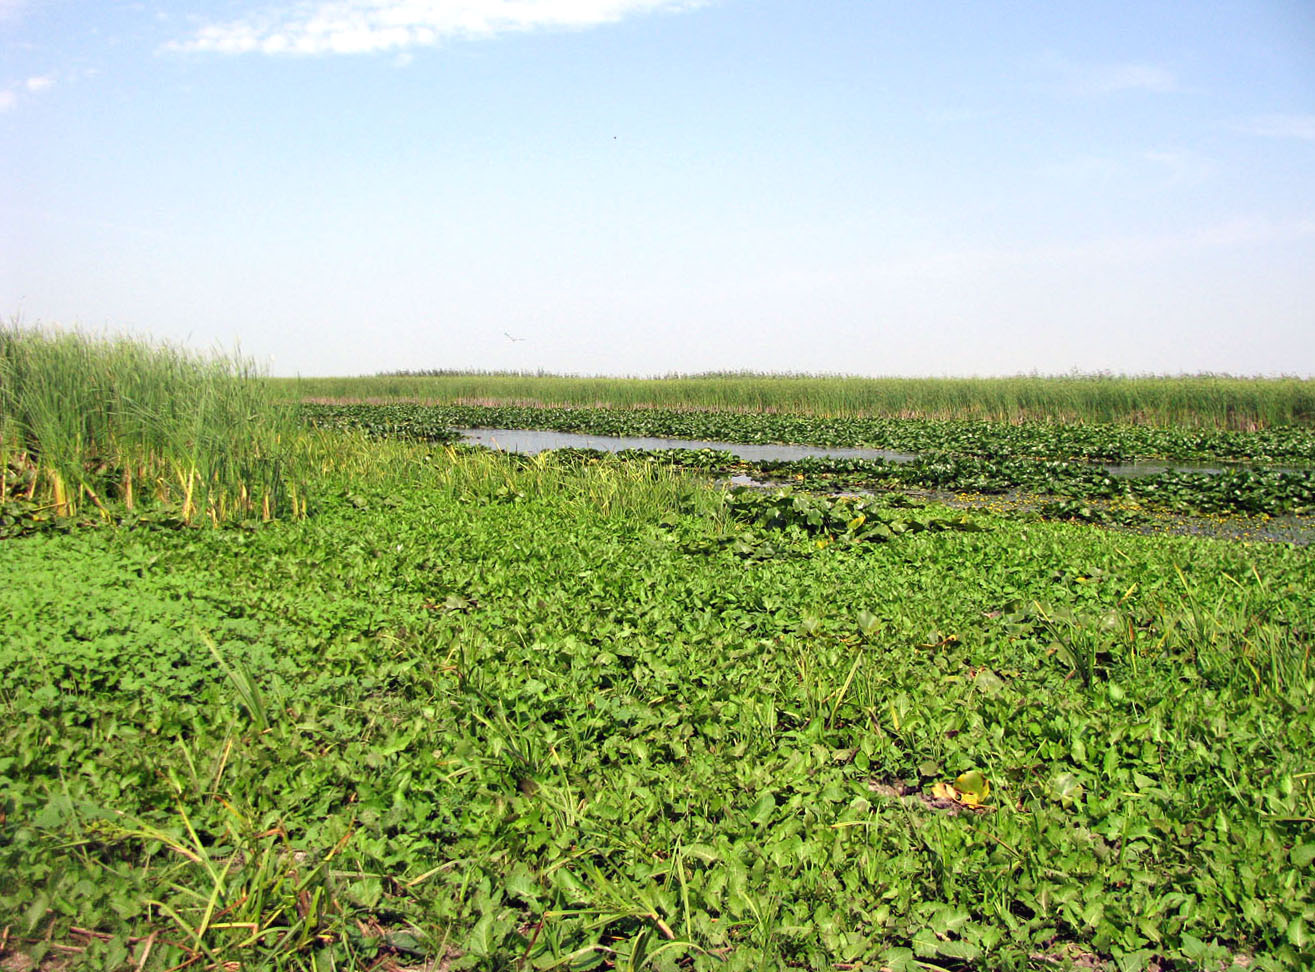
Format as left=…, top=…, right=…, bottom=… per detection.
left=49, top=469, right=70, bottom=516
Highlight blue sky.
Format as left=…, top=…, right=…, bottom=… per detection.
left=2, top=0, right=1313, bottom=377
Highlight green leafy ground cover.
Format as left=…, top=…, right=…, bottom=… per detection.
left=3, top=448, right=1313, bottom=971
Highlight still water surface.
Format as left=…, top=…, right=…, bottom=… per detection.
left=456, top=428, right=917, bottom=463
left=454, top=428, right=1311, bottom=544
left=457, top=429, right=1309, bottom=478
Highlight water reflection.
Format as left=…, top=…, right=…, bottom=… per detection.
left=457, top=428, right=1309, bottom=479
left=457, top=428, right=917, bottom=463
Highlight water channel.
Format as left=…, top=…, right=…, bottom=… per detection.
left=454, top=428, right=1312, bottom=543
left=457, top=428, right=917, bottom=463
left=456, top=428, right=1305, bottom=478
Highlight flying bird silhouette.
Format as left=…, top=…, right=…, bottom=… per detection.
left=504, top=331, right=527, bottom=343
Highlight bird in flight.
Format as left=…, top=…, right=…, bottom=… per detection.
left=504, top=331, right=527, bottom=343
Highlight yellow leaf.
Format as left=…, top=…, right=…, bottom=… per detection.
left=931, top=782, right=958, bottom=801
left=954, top=770, right=990, bottom=805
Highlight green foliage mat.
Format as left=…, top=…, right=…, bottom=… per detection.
left=2, top=471, right=1313, bottom=970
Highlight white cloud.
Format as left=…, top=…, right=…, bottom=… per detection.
left=1042, top=55, right=1182, bottom=96
left=1082, top=62, right=1179, bottom=94
left=802, top=216, right=1315, bottom=293
left=925, top=106, right=997, bottom=125
left=0, top=73, right=54, bottom=111
left=1142, top=149, right=1213, bottom=186
left=168, top=0, right=709, bottom=55
left=1010, top=215, right=1315, bottom=268
left=1036, top=153, right=1124, bottom=183
left=1237, top=114, right=1315, bottom=141
left=1036, top=149, right=1213, bottom=188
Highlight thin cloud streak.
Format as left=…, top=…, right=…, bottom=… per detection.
left=168, top=0, right=709, bottom=55
left=765, top=216, right=1315, bottom=296
left=1141, top=149, right=1214, bottom=186
left=1042, top=55, right=1182, bottom=96
left=1083, top=62, right=1179, bottom=94
left=1237, top=114, right=1315, bottom=141
left=1035, top=149, right=1213, bottom=188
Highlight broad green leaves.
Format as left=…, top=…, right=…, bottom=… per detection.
left=0, top=447, right=1312, bottom=970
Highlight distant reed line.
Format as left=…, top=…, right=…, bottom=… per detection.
left=273, top=372, right=1315, bottom=429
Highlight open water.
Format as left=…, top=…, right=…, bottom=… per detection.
left=458, top=428, right=1310, bottom=478
left=456, top=428, right=1311, bottom=543
left=456, top=428, right=917, bottom=463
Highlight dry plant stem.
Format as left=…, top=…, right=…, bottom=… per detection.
left=133, top=930, right=157, bottom=971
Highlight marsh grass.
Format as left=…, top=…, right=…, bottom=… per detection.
left=0, top=325, right=308, bottom=524
left=1169, top=564, right=1313, bottom=698
left=341, top=437, right=730, bottom=527
left=277, top=371, right=1315, bottom=429
left=434, top=448, right=726, bottom=523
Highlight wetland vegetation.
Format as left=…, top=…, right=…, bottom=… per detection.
left=302, top=402, right=1315, bottom=521
left=278, top=371, right=1315, bottom=429
left=1, top=327, right=310, bottom=526
left=2, top=329, right=1313, bottom=971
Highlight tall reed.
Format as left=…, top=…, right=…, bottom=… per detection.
left=0, top=324, right=307, bottom=523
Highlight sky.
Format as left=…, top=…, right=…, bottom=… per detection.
left=1, top=1, right=1313, bottom=378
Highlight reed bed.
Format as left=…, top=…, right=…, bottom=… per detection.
left=273, top=372, right=1315, bottom=429
left=0, top=325, right=308, bottom=524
